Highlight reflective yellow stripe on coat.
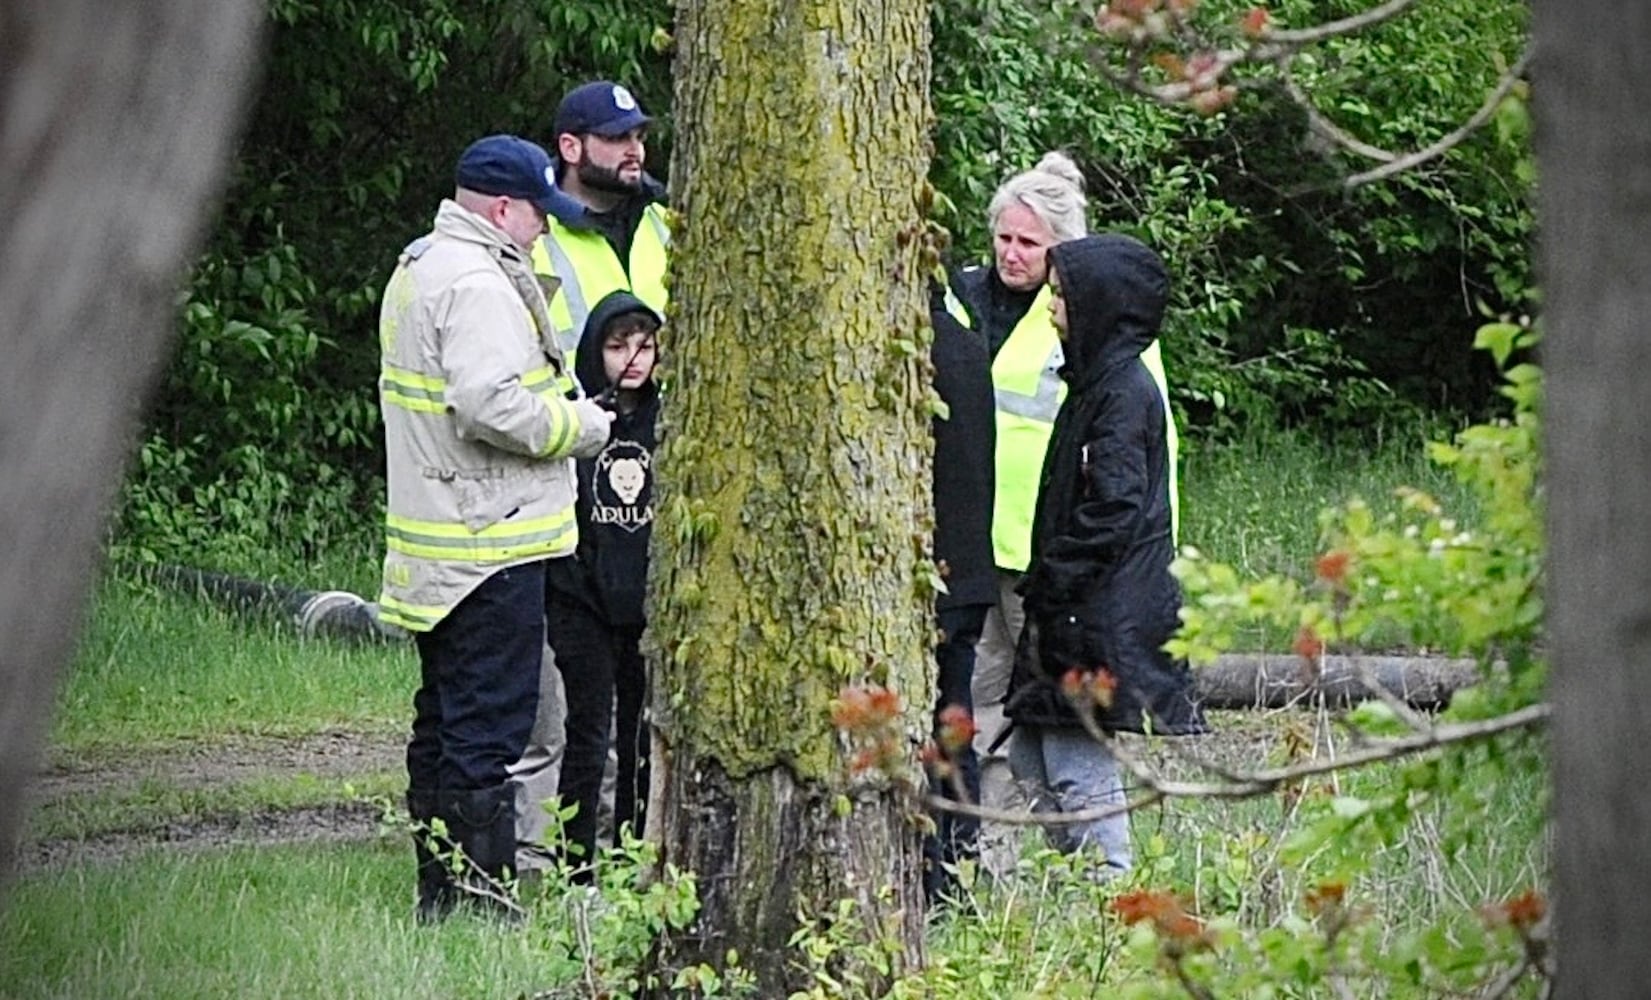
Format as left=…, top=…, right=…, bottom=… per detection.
left=383, top=363, right=580, bottom=459
left=377, top=595, right=449, bottom=632
left=384, top=508, right=576, bottom=563
left=380, top=364, right=447, bottom=414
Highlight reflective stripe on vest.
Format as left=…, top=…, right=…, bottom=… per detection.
left=942, top=285, right=972, bottom=328
left=1138, top=340, right=1181, bottom=543
left=532, top=203, right=670, bottom=356
left=384, top=508, right=576, bottom=563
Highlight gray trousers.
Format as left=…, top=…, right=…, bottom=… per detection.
left=508, top=641, right=565, bottom=873
left=971, top=569, right=1029, bottom=876
left=1008, top=726, right=1132, bottom=872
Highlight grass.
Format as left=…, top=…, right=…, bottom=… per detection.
left=1179, top=423, right=1473, bottom=582
left=0, top=841, right=558, bottom=1000
left=24, top=770, right=403, bottom=844
left=909, top=711, right=1547, bottom=997
left=1177, top=423, right=1479, bottom=652
left=7, top=757, right=1545, bottom=999
left=52, top=574, right=410, bottom=753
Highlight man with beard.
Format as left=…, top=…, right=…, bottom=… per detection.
left=532, top=80, right=671, bottom=358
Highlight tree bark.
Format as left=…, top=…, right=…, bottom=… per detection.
left=0, top=0, right=264, bottom=898
left=1533, top=3, right=1651, bottom=995
left=652, top=0, right=934, bottom=990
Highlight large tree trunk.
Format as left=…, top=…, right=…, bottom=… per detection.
left=652, top=0, right=934, bottom=990
left=1534, top=3, right=1651, bottom=994
left=0, top=0, right=264, bottom=899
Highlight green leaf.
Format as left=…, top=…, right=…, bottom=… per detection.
left=1473, top=322, right=1523, bottom=368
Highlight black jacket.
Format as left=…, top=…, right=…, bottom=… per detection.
left=950, top=264, right=1040, bottom=359
left=1006, top=235, right=1205, bottom=736
left=931, top=310, right=996, bottom=610
left=546, top=290, right=661, bottom=626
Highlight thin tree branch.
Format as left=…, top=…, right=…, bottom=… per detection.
left=1262, top=0, right=1426, bottom=45
left=1478, top=956, right=1535, bottom=1000
left=924, top=703, right=1548, bottom=826
left=1347, top=651, right=1432, bottom=730
left=1088, top=3, right=1531, bottom=191
left=1170, top=954, right=1218, bottom=1000
left=1341, top=47, right=1533, bottom=188
left=1477, top=916, right=1551, bottom=998
left=1283, top=69, right=1399, bottom=163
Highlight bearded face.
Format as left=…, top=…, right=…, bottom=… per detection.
left=571, top=130, right=645, bottom=195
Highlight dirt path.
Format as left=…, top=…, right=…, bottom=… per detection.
left=21, top=728, right=405, bottom=872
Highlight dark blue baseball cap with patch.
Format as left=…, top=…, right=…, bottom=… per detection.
left=454, top=135, right=561, bottom=214
left=553, top=81, right=652, bottom=139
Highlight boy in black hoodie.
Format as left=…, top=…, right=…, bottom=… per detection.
left=546, top=289, right=662, bottom=877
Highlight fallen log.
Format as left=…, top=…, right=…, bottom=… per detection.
left=1194, top=653, right=1481, bottom=711
left=139, top=565, right=405, bottom=643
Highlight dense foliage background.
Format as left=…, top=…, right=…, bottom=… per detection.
left=120, top=0, right=1531, bottom=567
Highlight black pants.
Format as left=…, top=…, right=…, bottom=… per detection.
left=406, top=562, right=544, bottom=794
left=926, top=603, right=987, bottom=899
left=610, top=623, right=649, bottom=839
left=548, top=589, right=649, bottom=869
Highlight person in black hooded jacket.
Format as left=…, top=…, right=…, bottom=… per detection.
left=545, top=289, right=662, bottom=878
left=1004, top=233, right=1207, bottom=876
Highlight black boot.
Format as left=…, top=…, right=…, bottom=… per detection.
left=407, top=788, right=457, bottom=923
left=441, top=784, right=521, bottom=918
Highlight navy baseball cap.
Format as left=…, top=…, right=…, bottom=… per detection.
left=454, top=135, right=561, bottom=214
left=553, top=81, right=652, bottom=139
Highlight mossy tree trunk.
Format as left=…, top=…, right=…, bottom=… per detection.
left=651, top=0, right=935, bottom=990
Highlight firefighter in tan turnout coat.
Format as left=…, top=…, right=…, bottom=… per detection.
left=378, top=134, right=612, bottom=920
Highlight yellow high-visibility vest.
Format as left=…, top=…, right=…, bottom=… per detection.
left=990, top=286, right=1064, bottom=572
left=531, top=202, right=670, bottom=356
left=987, top=289, right=1180, bottom=572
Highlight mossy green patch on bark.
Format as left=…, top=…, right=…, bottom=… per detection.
left=656, top=0, right=936, bottom=782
